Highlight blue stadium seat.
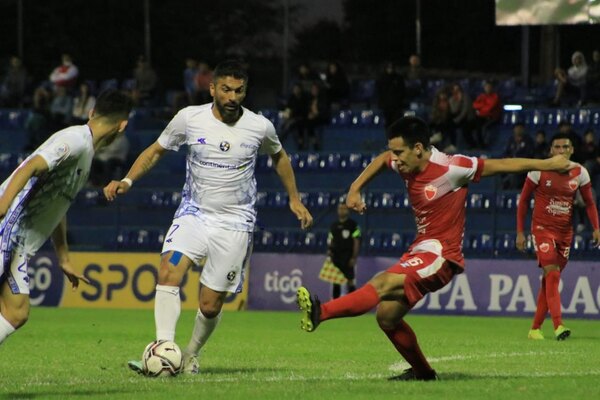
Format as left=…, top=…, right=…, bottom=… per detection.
left=366, top=232, right=382, bottom=253
left=330, top=110, right=353, bottom=126
left=495, top=233, right=516, bottom=250
left=467, top=193, right=491, bottom=209
left=121, top=78, right=136, bottom=91
left=99, top=78, right=119, bottom=92
left=255, top=191, right=268, bottom=207
left=498, top=79, right=516, bottom=100
left=381, top=232, right=403, bottom=254
left=339, top=153, right=363, bottom=171
left=267, top=192, right=288, bottom=207
left=305, top=153, right=320, bottom=170
left=469, top=233, right=493, bottom=251
left=319, top=153, right=340, bottom=170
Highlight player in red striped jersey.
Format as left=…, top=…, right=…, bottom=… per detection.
left=517, top=132, right=600, bottom=341
left=297, top=116, right=571, bottom=381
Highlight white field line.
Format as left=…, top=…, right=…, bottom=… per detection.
left=389, top=350, right=571, bottom=371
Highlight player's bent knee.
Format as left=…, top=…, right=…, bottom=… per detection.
left=3, top=305, right=30, bottom=329
left=198, top=306, right=221, bottom=319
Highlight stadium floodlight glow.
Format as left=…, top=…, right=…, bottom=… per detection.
left=503, top=104, right=523, bottom=111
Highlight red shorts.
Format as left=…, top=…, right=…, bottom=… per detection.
left=387, top=250, right=459, bottom=308
left=532, top=233, right=570, bottom=269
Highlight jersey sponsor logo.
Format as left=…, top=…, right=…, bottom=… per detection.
left=219, top=141, right=231, bottom=152
left=227, top=271, right=236, bottom=282
left=539, top=242, right=550, bottom=253
left=545, top=198, right=571, bottom=216
left=424, top=185, right=437, bottom=200
left=55, top=143, right=70, bottom=161
left=240, top=143, right=258, bottom=150
left=568, top=179, right=578, bottom=191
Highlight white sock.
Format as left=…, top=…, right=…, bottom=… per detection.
left=154, top=284, right=181, bottom=341
left=0, top=313, right=16, bottom=345
left=185, top=309, right=222, bottom=356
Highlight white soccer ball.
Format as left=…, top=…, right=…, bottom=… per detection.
left=141, top=340, right=183, bottom=377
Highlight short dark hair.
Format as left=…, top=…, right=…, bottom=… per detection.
left=386, top=116, right=430, bottom=148
left=550, top=132, right=573, bottom=145
left=213, top=60, right=248, bottom=82
left=94, top=89, right=133, bottom=121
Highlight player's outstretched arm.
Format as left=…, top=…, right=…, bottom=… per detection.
left=481, top=155, right=571, bottom=177
left=346, top=151, right=389, bottom=214
left=515, top=178, right=535, bottom=252
left=270, top=149, right=313, bottom=229
left=51, top=217, right=90, bottom=290
left=0, top=155, right=48, bottom=219
left=103, top=141, right=168, bottom=201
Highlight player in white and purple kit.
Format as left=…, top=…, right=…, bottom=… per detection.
left=297, top=116, right=571, bottom=381
left=0, top=89, right=133, bottom=346
left=103, top=60, right=313, bottom=374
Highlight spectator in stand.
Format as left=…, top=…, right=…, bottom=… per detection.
left=581, top=129, right=598, bottom=172
left=324, top=61, right=349, bottom=110
left=293, top=63, right=319, bottom=94
left=183, top=58, right=198, bottom=104
left=71, top=82, right=96, bottom=124
left=588, top=50, right=600, bottom=102
left=133, top=55, right=158, bottom=106
left=49, top=54, right=79, bottom=92
left=502, top=122, right=534, bottom=189
left=552, top=51, right=588, bottom=107
left=429, top=88, right=455, bottom=152
left=49, top=86, right=73, bottom=129
left=305, top=82, right=330, bottom=151
left=0, top=56, right=28, bottom=108
left=280, top=83, right=309, bottom=150
left=449, top=83, right=476, bottom=150
left=533, top=130, right=550, bottom=159
left=194, top=62, right=213, bottom=105
left=376, top=62, right=405, bottom=128
left=24, top=88, right=52, bottom=151
left=472, top=80, right=502, bottom=149
left=406, top=54, right=424, bottom=80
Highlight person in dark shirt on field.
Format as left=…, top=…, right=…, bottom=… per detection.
left=327, top=203, right=361, bottom=299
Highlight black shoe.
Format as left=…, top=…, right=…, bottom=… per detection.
left=388, top=368, right=439, bottom=381
left=297, top=286, right=321, bottom=332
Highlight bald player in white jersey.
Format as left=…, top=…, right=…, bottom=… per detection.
left=104, top=60, right=313, bottom=374
left=0, top=89, right=133, bottom=346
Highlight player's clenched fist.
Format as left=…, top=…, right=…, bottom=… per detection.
left=103, top=179, right=131, bottom=201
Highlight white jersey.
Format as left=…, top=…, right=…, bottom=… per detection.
left=158, top=104, right=282, bottom=232
left=0, top=125, right=94, bottom=256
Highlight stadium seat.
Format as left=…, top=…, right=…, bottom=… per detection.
left=380, top=232, right=403, bottom=253
left=495, top=233, right=516, bottom=250
left=99, top=78, right=119, bottom=92
left=305, top=153, right=320, bottom=170
left=267, top=192, right=288, bottom=207
left=330, top=110, right=353, bottom=126
left=469, top=233, right=493, bottom=251
left=339, top=153, right=363, bottom=171
left=467, top=193, right=490, bottom=209
left=366, top=232, right=382, bottom=253
left=319, top=153, right=340, bottom=170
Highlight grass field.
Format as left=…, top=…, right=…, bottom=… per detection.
left=0, top=308, right=599, bottom=400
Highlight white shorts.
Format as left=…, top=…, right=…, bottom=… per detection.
left=0, top=249, right=30, bottom=295
left=161, top=214, right=253, bottom=293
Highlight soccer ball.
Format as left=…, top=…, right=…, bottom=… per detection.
left=141, top=340, right=183, bottom=377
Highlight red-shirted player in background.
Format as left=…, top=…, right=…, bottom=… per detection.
left=516, top=132, right=600, bottom=341
left=296, top=116, right=571, bottom=381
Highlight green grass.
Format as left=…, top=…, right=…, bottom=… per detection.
left=0, top=308, right=599, bottom=399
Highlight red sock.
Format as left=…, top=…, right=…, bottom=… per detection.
left=545, top=270, right=562, bottom=329
left=381, top=320, right=433, bottom=377
left=320, top=283, right=379, bottom=321
left=531, top=277, right=547, bottom=329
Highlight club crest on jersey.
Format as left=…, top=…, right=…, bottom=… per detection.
left=219, top=141, right=231, bottom=152
left=424, top=185, right=437, bottom=200
left=568, top=179, right=578, bottom=191
left=545, top=180, right=552, bottom=187
left=55, top=143, right=70, bottom=161
left=539, top=242, right=550, bottom=253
